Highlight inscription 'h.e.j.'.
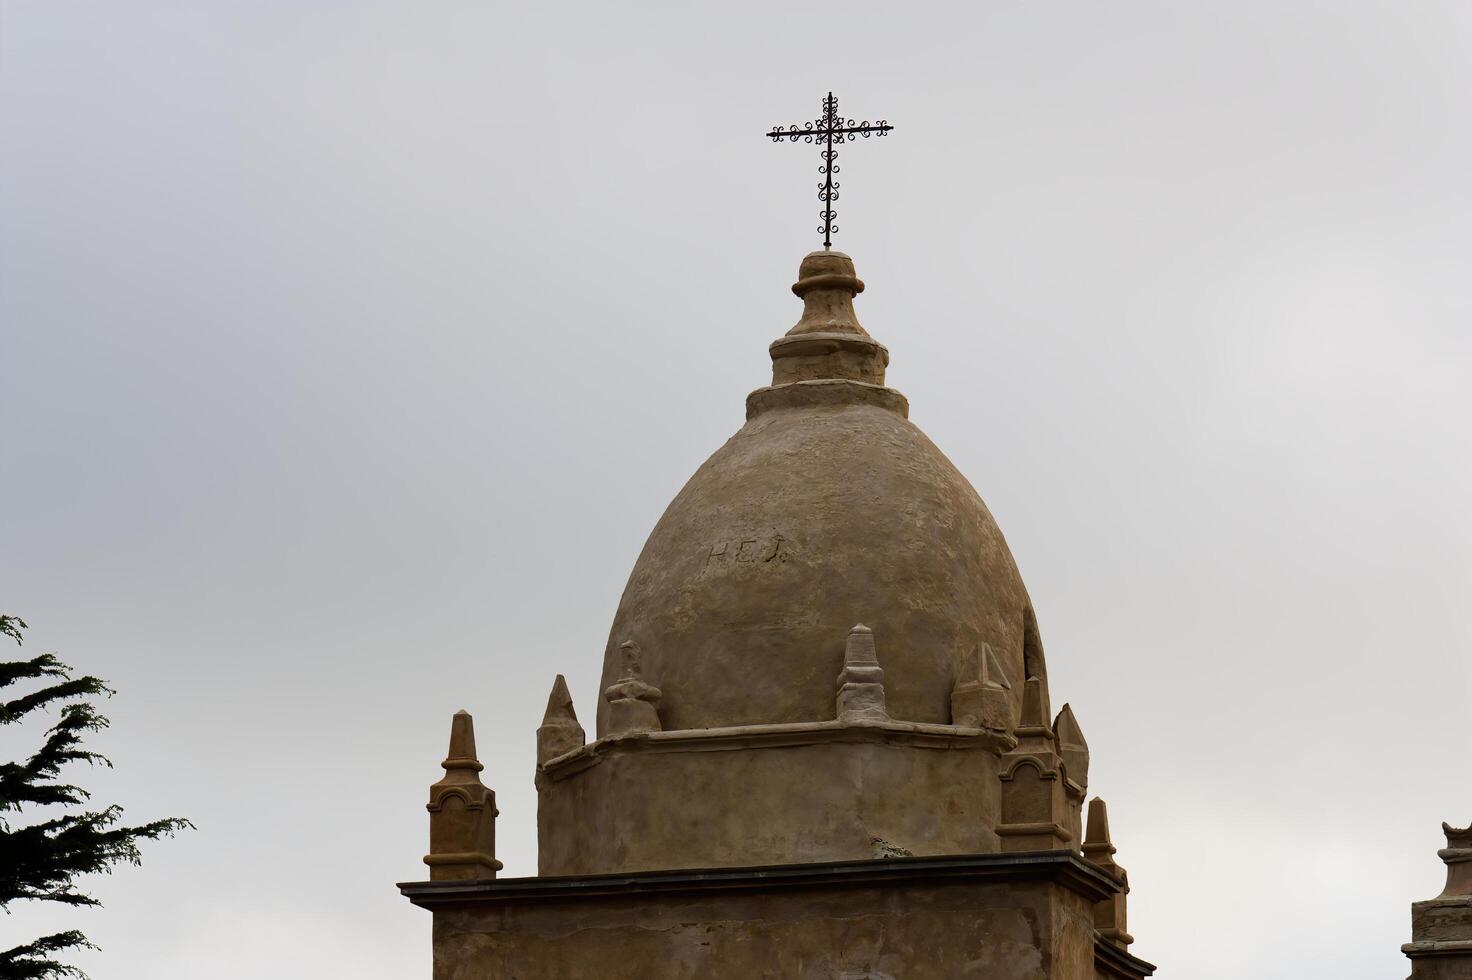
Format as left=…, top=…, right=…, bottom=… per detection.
left=705, top=534, right=788, bottom=571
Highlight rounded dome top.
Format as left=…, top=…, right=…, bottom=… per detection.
left=595, top=252, right=1041, bottom=735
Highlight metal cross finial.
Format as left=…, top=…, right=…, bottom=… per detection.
left=766, top=92, right=894, bottom=249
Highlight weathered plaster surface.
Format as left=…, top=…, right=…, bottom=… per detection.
left=1405, top=822, right=1472, bottom=979
left=429, top=876, right=1097, bottom=980
left=537, top=722, right=1010, bottom=875
left=594, top=390, right=1035, bottom=735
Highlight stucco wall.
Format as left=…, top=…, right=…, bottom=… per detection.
left=431, top=876, right=1097, bottom=980
left=537, top=725, right=1008, bottom=876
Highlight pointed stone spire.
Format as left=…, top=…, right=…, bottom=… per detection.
left=446, top=709, right=478, bottom=762
left=1053, top=703, right=1090, bottom=845
left=835, top=624, right=889, bottom=723
left=603, top=640, right=662, bottom=737
left=950, top=641, right=1013, bottom=731
left=537, top=675, right=586, bottom=766
left=997, top=674, right=1071, bottom=852
left=424, top=710, right=502, bottom=881
left=1083, top=798, right=1114, bottom=863
left=1054, top=703, right=1090, bottom=792
left=1082, top=798, right=1133, bottom=949
left=768, top=251, right=889, bottom=387
left=1012, top=675, right=1056, bottom=753
left=1020, top=675, right=1052, bottom=727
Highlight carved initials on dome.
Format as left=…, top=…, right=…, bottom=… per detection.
left=704, top=535, right=788, bottom=570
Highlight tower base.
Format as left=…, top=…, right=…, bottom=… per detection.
left=399, top=852, right=1154, bottom=980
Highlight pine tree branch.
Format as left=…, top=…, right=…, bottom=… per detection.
left=2, top=669, right=113, bottom=723
left=0, top=616, right=26, bottom=648
left=0, top=806, right=193, bottom=907
left=1, top=703, right=115, bottom=814
left=0, top=655, right=66, bottom=692
left=0, top=614, right=191, bottom=979
left=0, top=930, right=97, bottom=980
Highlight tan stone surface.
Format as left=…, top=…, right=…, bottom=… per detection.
left=1407, top=822, right=1472, bottom=979
left=1054, top=704, right=1089, bottom=792
left=602, top=640, right=662, bottom=737
left=537, top=721, right=1009, bottom=875
left=769, top=250, right=890, bottom=386
left=951, top=641, right=1015, bottom=732
left=998, top=677, right=1073, bottom=852
left=1440, top=823, right=1472, bottom=899
left=835, top=624, right=889, bottom=723
left=535, top=674, right=584, bottom=766
left=1082, top=798, right=1133, bottom=950
left=429, top=876, right=1098, bottom=980
left=1053, top=704, right=1089, bottom=846
left=594, top=253, right=1037, bottom=736
left=424, top=711, right=501, bottom=881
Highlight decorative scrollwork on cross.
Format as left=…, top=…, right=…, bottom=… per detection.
left=767, top=92, right=894, bottom=249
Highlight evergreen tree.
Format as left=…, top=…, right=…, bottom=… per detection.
left=0, top=614, right=191, bottom=980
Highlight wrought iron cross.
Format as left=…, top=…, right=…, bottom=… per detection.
left=766, top=92, right=894, bottom=249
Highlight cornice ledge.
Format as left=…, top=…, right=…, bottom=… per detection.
left=1403, top=939, right=1472, bottom=956
left=399, top=850, right=1119, bottom=910
left=1094, top=935, right=1157, bottom=978
left=538, top=718, right=1016, bottom=782
left=745, top=379, right=909, bottom=420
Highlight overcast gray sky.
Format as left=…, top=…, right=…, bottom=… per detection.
left=2, top=2, right=1469, bottom=977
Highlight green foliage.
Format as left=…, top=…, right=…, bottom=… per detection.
left=0, top=614, right=191, bottom=980
left=0, top=933, right=94, bottom=980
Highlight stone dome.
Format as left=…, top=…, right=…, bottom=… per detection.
left=595, top=251, right=1043, bottom=735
